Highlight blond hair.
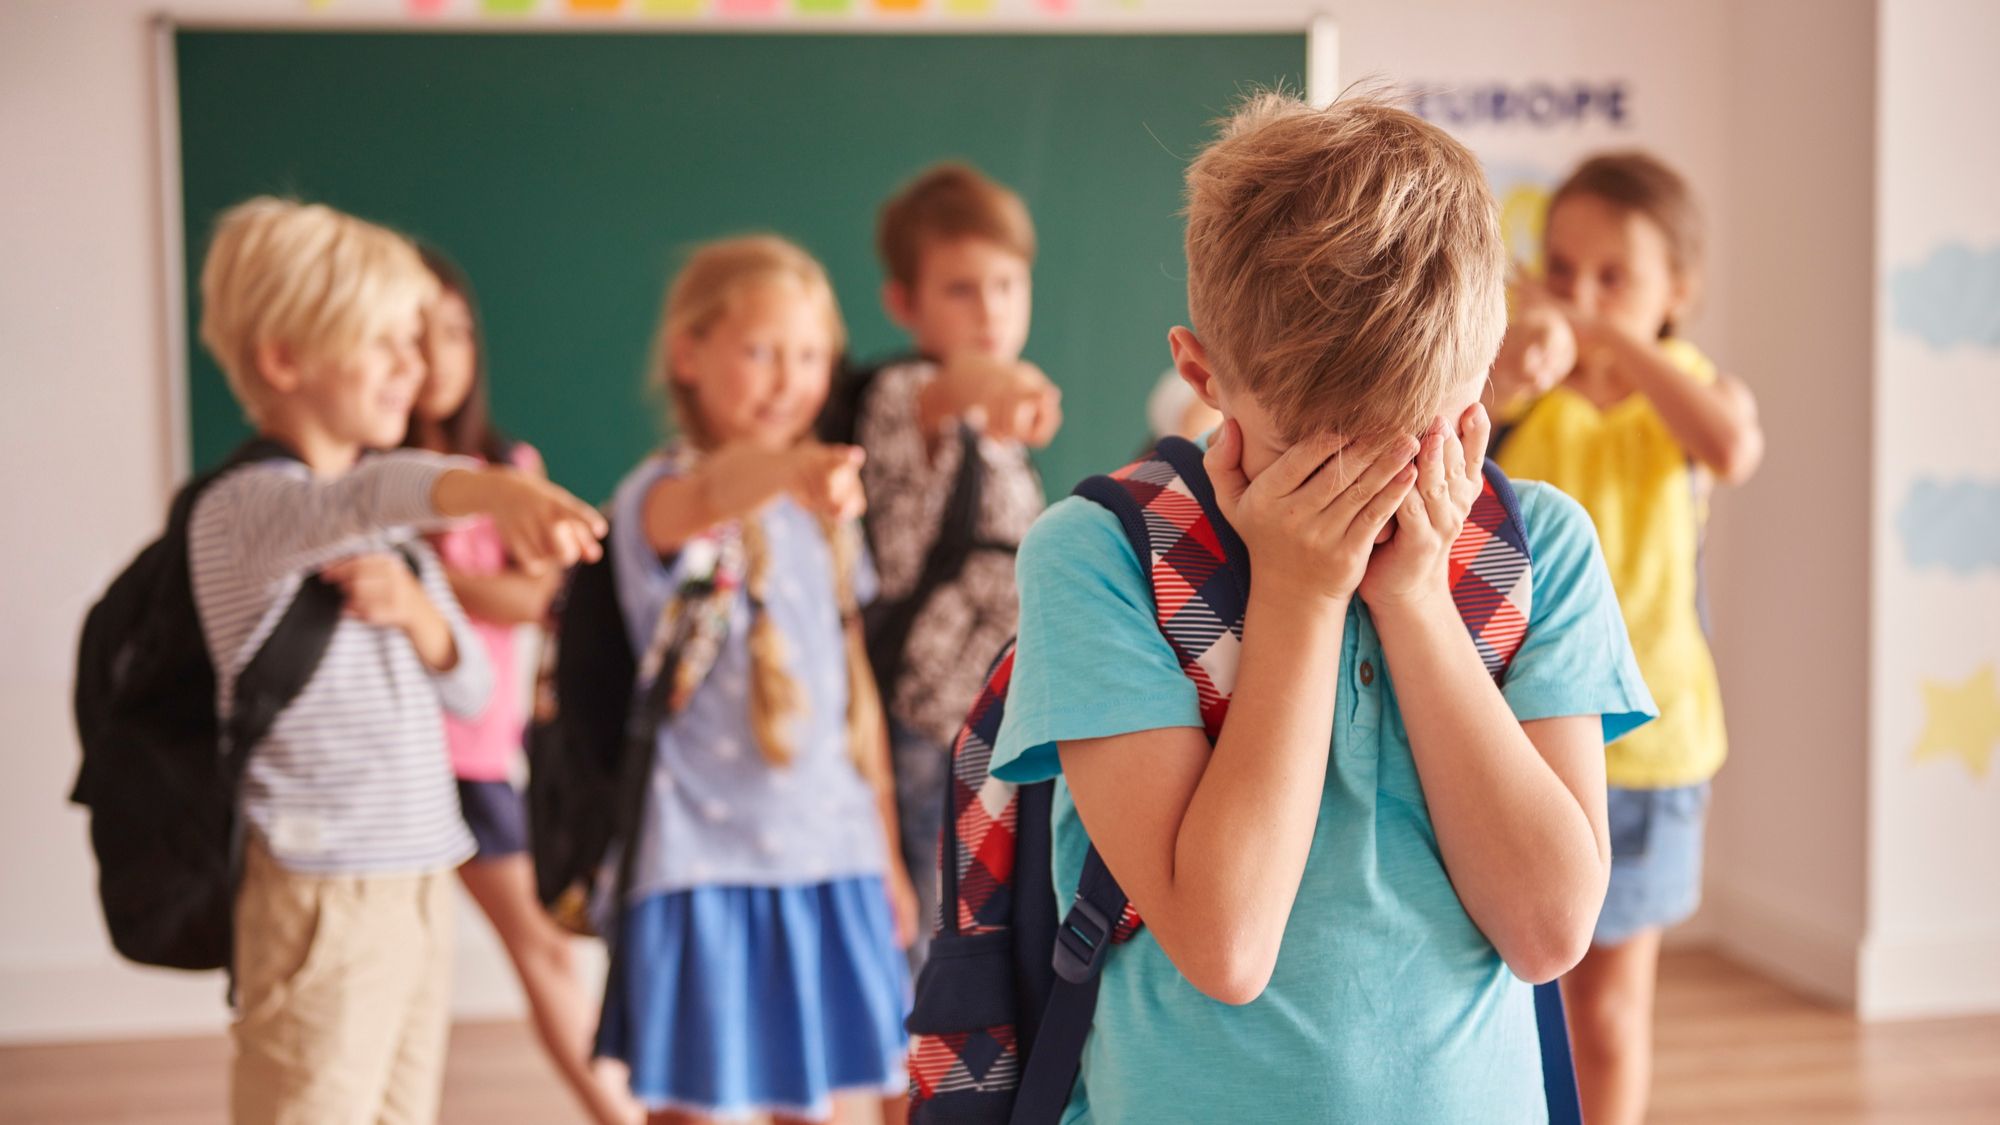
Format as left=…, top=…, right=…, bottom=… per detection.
left=877, top=162, right=1036, bottom=288
left=1183, top=92, right=1506, bottom=442
left=657, top=235, right=846, bottom=449
left=654, top=235, right=881, bottom=777
left=198, top=196, right=435, bottom=423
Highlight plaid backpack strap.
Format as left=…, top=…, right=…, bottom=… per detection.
left=1076, top=436, right=1250, bottom=739
left=1052, top=436, right=1253, bottom=957
left=946, top=646, right=1023, bottom=937
left=1453, top=460, right=1534, bottom=681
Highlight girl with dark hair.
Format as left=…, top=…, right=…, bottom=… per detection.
left=408, top=246, right=641, bottom=1125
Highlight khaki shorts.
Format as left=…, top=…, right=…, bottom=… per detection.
left=231, top=841, right=455, bottom=1125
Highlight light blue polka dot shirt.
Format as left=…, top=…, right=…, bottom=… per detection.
left=609, top=456, right=887, bottom=901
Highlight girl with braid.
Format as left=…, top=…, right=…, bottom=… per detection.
left=596, top=235, right=917, bottom=1125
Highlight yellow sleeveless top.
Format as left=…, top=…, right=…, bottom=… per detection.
left=1495, top=338, right=1727, bottom=788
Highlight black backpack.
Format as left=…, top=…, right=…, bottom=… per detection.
left=70, top=440, right=343, bottom=972
left=525, top=544, right=640, bottom=931
left=526, top=516, right=744, bottom=936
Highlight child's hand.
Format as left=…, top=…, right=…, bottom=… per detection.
left=435, top=467, right=606, bottom=575
left=322, top=553, right=432, bottom=630
left=1358, top=403, right=1493, bottom=611
left=1490, top=299, right=1576, bottom=409
left=931, top=355, right=1063, bottom=448
left=1516, top=274, right=1622, bottom=357
left=1204, top=419, right=1419, bottom=609
left=787, top=443, right=868, bottom=523
left=886, top=859, right=922, bottom=950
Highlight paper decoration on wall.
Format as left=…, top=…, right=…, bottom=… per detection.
left=1478, top=161, right=1558, bottom=274
left=337, top=0, right=1098, bottom=16
left=1411, top=82, right=1630, bottom=130
left=1897, top=478, right=2000, bottom=574
left=1891, top=241, right=2000, bottom=351
left=1913, top=664, right=2000, bottom=780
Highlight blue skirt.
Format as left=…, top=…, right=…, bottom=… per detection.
left=595, top=878, right=910, bottom=1119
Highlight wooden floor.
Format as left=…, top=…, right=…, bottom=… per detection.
left=3, top=950, right=1996, bottom=1123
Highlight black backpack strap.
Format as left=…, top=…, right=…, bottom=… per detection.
left=1011, top=846, right=1130, bottom=1125
left=864, top=423, right=997, bottom=695
left=224, top=578, right=345, bottom=770
left=204, top=436, right=338, bottom=776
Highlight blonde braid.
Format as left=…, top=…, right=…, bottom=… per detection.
left=824, top=515, right=889, bottom=783
left=743, top=519, right=803, bottom=767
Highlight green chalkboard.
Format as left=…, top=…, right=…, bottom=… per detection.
left=178, top=30, right=1304, bottom=502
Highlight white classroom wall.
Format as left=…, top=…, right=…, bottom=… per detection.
left=1699, top=0, right=1878, bottom=1007
left=2, top=0, right=1988, bottom=1041
left=1864, top=0, right=2000, bottom=1019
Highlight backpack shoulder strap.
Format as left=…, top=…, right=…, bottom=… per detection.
left=1073, top=436, right=1247, bottom=741
left=1455, top=460, right=1534, bottom=681
left=200, top=437, right=343, bottom=764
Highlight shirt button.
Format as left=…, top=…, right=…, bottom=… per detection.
left=1359, top=660, right=1376, bottom=686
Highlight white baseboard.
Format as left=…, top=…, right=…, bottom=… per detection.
left=1662, top=899, right=1720, bottom=948
left=1703, top=881, right=1862, bottom=1008
left=0, top=959, right=232, bottom=1043
left=1859, top=929, right=2000, bottom=1019
left=0, top=892, right=607, bottom=1045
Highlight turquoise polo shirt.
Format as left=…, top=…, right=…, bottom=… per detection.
left=990, top=480, right=1654, bottom=1124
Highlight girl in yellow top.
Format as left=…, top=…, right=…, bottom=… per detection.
left=1490, top=152, right=1764, bottom=1125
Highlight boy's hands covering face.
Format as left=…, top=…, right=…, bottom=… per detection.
left=1204, top=419, right=1419, bottom=609
left=1358, top=402, right=1492, bottom=611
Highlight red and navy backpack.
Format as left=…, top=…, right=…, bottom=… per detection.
left=906, top=435, right=1582, bottom=1125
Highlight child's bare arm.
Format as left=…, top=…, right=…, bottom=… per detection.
left=1550, top=296, right=1763, bottom=484
left=917, top=355, right=1063, bottom=452
left=641, top=442, right=866, bottom=556
left=1363, top=405, right=1610, bottom=983
left=322, top=553, right=459, bottom=673
left=867, top=723, right=920, bottom=949
left=1610, top=334, right=1763, bottom=484
left=444, top=568, right=561, bottom=626
left=1058, top=425, right=1418, bottom=1006
left=1488, top=299, right=1577, bottom=415
left=441, top=445, right=567, bottom=625
left=430, top=466, right=606, bottom=573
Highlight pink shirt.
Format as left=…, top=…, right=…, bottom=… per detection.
left=433, top=443, right=540, bottom=781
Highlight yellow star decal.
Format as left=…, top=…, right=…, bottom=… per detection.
left=1912, top=664, right=2000, bottom=780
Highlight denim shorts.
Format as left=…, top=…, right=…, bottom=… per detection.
left=456, top=779, right=529, bottom=862
left=1594, top=782, right=1710, bottom=947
